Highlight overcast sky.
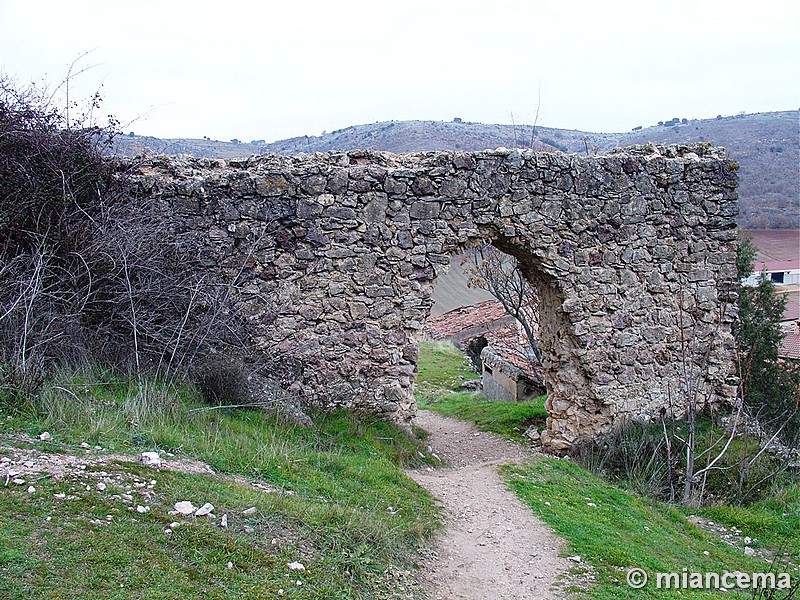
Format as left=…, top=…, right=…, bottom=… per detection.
left=1, top=0, right=798, bottom=143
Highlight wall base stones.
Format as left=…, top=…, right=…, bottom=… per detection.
left=124, top=144, right=739, bottom=453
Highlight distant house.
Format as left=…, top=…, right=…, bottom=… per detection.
left=424, top=300, right=544, bottom=402
left=742, top=260, right=800, bottom=286
left=479, top=324, right=545, bottom=402
left=423, top=300, right=514, bottom=345
left=781, top=299, right=800, bottom=332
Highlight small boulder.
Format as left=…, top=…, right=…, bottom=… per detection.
left=459, top=379, right=482, bottom=392
left=195, top=502, right=215, bottom=517
left=140, top=452, right=162, bottom=467
left=524, top=425, right=541, bottom=442
left=174, top=501, right=197, bottom=515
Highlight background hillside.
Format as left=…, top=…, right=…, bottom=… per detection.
left=115, top=110, right=799, bottom=229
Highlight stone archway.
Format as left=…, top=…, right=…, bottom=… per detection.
left=127, top=145, right=739, bottom=453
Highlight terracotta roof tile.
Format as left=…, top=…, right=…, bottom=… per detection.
left=425, top=300, right=541, bottom=379
left=782, top=300, right=800, bottom=322
left=754, top=260, right=800, bottom=273
left=779, top=332, right=800, bottom=361
left=481, top=322, right=542, bottom=379
left=424, top=300, right=509, bottom=339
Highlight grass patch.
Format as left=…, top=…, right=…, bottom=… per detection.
left=418, top=392, right=546, bottom=442
left=695, top=481, right=800, bottom=562
left=0, top=371, right=440, bottom=599
left=503, top=457, right=797, bottom=599
left=415, top=340, right=478, bottom=393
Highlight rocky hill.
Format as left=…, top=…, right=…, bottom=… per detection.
left=114, top=110, right=799, bottom=229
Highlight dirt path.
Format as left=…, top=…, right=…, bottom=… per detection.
left=407, top=410, right=570, bottom=600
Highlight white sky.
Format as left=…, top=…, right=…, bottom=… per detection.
left=1, top=0, right=798, bottom=143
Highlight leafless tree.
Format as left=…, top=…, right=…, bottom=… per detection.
left=463, top=245, right=542, bottom=367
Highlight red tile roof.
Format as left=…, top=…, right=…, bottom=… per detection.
left=782, top=300, right=800, bottom=322
left=754, top=260, right=800, bottom=273
left=481, top=321, right=542, bottom=378
left=780, top=332, right=800, bottom=361
left=424, top=300, right=510, bottom=339
left=425, top=300, right=541, bottom=380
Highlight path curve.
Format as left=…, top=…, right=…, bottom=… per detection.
left=407, top=410, right=570, bottom=600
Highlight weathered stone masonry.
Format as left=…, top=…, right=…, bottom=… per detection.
left=126, top=145, right=739, bottom=453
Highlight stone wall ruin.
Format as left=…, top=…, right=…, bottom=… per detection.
left=126, top=145, right=740, bottom=453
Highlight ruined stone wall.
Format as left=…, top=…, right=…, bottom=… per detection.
left=125, top=145, right=739, bottom=452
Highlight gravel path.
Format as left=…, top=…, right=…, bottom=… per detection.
left=407, top=410, right=570, bottom=600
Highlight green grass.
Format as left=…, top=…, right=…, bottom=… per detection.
left=418, top=392, right=547, bottom=442
left=0, top=371, right=439, bottom=599
left=415, top=340, right=547, bottom=442
left=416, top=340, right=799, bottom=597
left=503, top=457, right=797, bottom=599
left=415, top=340, right=478, bottom=393
left=695, top=482, right=800, bottom=562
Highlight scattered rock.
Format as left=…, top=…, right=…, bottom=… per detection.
left=195, top=502, right=215, bottom=516
left=27, top=485, right=36, bottom=494
left=220, top=514, right=228, bottom=528
left=287, top=561, right=305, bottom=572
left=568, top=555, right=583, bottom=563
left=140, top=452, right=162, bottom=467
left=459, top=379, right=482, bottom=392
left=96, top=483, right=106, bottom=491
left=744, top=546, right=756, bottom=556
left=38, top=432, right=52, bottom=441
left=524, top=426, right=541, bottom=442
left=174, top=501, right=197, bottom=515
left=242, top=506, right=258, bottom=515
left=136, top=505, right=150, bottom=514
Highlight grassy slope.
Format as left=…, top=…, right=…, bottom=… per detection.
left=415, top=341, right=799, bottom=598
left=0, top=376, right=439, bottom=599
left=504, top=458, right=794, bottom=599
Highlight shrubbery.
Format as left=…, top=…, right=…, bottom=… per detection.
left=0, top=78, right=249, bottom=409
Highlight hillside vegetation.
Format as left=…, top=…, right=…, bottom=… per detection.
left=0, top=377, right=439, bottom=599
left=114, top=110, right=799, bottom=229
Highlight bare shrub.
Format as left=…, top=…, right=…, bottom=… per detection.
left=0, top=76, right=252, bottom=406
left=192, top=356, right=251, bottom=406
